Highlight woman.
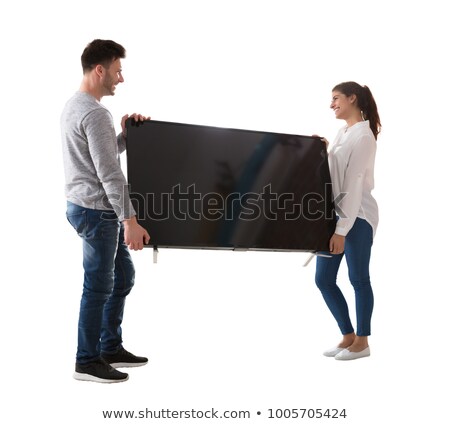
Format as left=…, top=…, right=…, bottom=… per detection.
left=315, top=81, right=381, bottom=360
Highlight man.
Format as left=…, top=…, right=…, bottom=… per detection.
left=61, top=39, right=150, bottom=383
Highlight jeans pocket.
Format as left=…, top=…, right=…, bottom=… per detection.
left=66, top=210, right=87, bottom=236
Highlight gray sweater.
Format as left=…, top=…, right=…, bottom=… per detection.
left=61, top=91, right=136, bottom=221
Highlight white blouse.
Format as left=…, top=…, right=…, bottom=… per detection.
left=328, top=120, right=378, bottom=237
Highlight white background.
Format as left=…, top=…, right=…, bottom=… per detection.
left=1, top=0, right=449, bottom=423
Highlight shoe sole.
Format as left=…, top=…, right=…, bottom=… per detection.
left=109, top=361, right=148, bottom=368
left=334, top=348, right=371, bottom=361
left=335, top=354, right=370, bottom=361
left=73, top=372, right=129, bottom=383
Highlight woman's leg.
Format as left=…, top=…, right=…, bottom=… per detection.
left=344, top=218, right=374, bottom=352
left=315, top=251, right=355, bottom=340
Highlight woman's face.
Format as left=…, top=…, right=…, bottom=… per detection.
left=330, top=90, right=356, bottom=120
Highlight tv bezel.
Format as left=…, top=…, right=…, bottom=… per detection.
left=126, top=119, right=336, bottom=253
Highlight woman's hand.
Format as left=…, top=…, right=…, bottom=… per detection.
left=329, top=233, right=345, bottom=254
left=312, top=134, right=329, bottom=149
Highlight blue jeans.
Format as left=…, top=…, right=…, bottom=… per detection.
left=66, top=201, right=135, bottom=364
left=315, top=218, right=374, bottom=337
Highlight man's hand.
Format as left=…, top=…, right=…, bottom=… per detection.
left=123, top=216, right=150, bottom=251
left=329, top=233, right=345, bottom=255
left=121, top=113, right=151, bottom=138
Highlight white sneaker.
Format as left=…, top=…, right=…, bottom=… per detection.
left=334, top=347, right=370, bottom=361
left=323, top=346, right=345, bottom=357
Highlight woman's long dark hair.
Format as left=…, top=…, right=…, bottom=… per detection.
left=333, top=81, right=381, bottom=140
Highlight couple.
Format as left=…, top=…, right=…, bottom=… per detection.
left=61, top=39, right=381, bottom=383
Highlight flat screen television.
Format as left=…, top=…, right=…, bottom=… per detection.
left=126, top=120, right=335, bottom=252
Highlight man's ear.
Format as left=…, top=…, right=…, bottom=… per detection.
left=94, top=64, right=104, bottom=78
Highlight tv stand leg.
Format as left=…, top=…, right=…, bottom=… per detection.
left=303, top=252, right=332, bottom=267
left=153, top=246, right=158, bottom=264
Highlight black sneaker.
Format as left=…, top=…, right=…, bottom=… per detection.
left=102, top=347, right=148, bottom=368
left=73, top=358, right=129, bottom=383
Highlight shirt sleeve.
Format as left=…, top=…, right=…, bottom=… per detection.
left=334, top=134, right=376, bottom=236
left=83, top=108, right=136, bottom=221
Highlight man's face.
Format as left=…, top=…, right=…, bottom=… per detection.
left=102, top=58, right=124, bottom=96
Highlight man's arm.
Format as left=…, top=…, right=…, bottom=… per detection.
left=119, top=113, right=151, bottom=250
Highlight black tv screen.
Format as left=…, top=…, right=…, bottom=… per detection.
left=126, top=120, right=335, bottom=252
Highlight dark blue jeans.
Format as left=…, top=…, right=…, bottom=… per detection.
left=315, top=218, right=374, bottom=337
left=66, top=201, right=135, bottom=364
